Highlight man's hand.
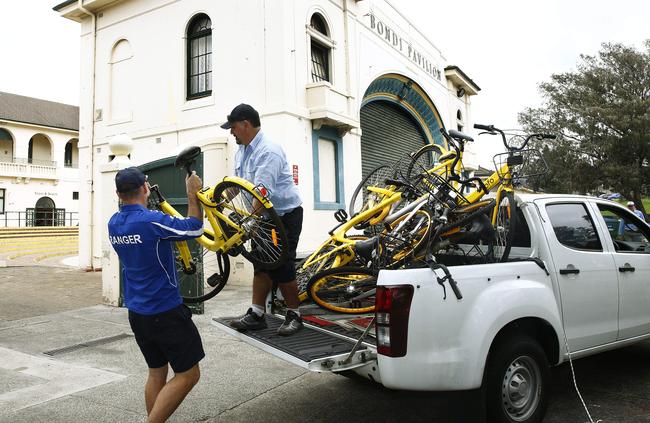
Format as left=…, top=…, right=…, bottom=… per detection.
left=186, top=171, right=203, bottom=196
left=186, top=171, right=203, bottom=221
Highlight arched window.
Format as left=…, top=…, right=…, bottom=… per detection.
left=28, top=134, right=53, bottom=166
left=187, top=14, right=212, bottom=100
left=0, top=128, right=13, bottom=163
left=308, top=13, right=333, bottom=83
left=456, top=109, right=464, bottom=132
left=64, top=139, right=78, bottom=168
left=110, top=39, right=133, bottom=121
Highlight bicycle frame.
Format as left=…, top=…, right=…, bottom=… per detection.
left=151, top=176, right=275, bottom=272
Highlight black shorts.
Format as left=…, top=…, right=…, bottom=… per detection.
left=128, top=304, right=205, bottom=373
left=254, top=206, right=303, bottom=284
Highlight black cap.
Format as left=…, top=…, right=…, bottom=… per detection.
left=220, top=103, right=259, bottom=129
left=115, top=167, right=146, bottom=193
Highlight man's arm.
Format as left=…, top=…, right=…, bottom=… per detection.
left=186, top=171, right=203, bottom=221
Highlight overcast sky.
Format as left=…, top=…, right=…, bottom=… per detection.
left=1, top=1, right=648, bottom=160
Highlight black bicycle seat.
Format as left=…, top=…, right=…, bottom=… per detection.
left=174, top=146, right=202, bottom=169
left=448, top=129, right=474, bottom=142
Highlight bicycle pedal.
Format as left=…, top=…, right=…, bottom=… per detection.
left=207, top=274, right=223, bottom=287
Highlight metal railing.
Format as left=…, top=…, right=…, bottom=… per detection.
left=0, top=210, right=79, bottom=227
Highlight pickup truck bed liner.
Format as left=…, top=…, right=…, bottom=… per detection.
left=212, top=313, right=378, bottom=372
left=213, top=315, right=367, bottom=362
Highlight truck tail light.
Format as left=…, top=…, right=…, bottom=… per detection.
left=375, top=285, right=414, bottom=357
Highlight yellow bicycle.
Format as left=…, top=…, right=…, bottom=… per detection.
left=296, top=176, right=433, bottom=302
left=410, top=126, right=553, bottom=261
left=147, top=146, right=289, bottom=303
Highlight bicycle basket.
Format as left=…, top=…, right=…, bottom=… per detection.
left=492, top=149, right=548, bottom=184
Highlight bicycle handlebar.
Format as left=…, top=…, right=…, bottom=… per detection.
left=473, top=124, right=556, bottom=151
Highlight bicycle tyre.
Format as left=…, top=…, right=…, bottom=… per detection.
left=307, top=266, right=379, bottom=314
left=213, top=180, right=289, bottom=270
left=177, top=240, right=231, bottom=303
left=348, top=164, right=396, bottom=218
left=405, top=143, right=446, bottom=181
left=490, top=191, right=517, bottom=262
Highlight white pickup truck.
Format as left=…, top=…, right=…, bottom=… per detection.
left=213, top=194, right=650, bottom=423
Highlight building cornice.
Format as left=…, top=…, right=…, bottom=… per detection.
left=444, top=66, right=481, bottom=95
left=0, top=119, right=79, bottom=135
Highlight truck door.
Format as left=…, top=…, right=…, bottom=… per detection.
left=592, top=202, right=650, bottom=339
left=539, top=201, right=618, bottom=350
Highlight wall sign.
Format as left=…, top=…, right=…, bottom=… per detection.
left=292, top=165, right=299, bottom=185
left=367, top=13, right=442, bottom=81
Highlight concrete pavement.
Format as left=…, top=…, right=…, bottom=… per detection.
left=2, top=266, right=650, bottom=422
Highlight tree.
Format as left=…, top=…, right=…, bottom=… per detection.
left=519, top=41, right=650, bottom=214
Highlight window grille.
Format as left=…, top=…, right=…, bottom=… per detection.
left=187, top=14, right=212, bottom=100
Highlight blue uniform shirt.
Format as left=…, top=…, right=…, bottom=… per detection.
left=234, top=130, right=302, bottom=215
left=108, top=204, right=203, bottom=315
left=618, top=209, right=646, bottom=235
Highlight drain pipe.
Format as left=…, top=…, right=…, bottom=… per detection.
left=342, top=0, right=352, bottom=117
left=77, top=0, right=97, bottom=270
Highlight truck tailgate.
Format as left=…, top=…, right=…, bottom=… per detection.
left=212, top=314, right=377, bottom=373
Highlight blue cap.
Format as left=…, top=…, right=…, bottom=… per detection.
left=115, top=167, right=146, bottom=193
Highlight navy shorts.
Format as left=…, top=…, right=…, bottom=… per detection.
left=254, top=206, right=303, bottom=284
left=128, top=304, right=205, bottom=373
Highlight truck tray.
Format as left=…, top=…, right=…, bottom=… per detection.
left=212, top=314, right=376, bottom=372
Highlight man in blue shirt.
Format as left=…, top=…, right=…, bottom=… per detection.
left=222, top=104, right=304, bottom=335
left=618, top=201, right=647, bottom=241
left=108, top=166, right=204, bottom=423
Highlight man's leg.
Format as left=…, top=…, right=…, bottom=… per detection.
left=278, top=280, right=300, bottom=309
left=230, top=272, right=272, bottom=330
left=252, top=271, right=273, bottom=309
left=277, top=280, right=303, bottom=335
left=145, top=365, right=168, bottom=415
left=146, top=364, right=201, bottom=423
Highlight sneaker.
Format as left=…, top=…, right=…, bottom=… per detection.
left=229, top=308, right=267, bottom=331
left=277, top=310, right=303, bottom=336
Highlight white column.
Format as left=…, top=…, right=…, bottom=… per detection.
left=100, top=134, right=133, bottom=306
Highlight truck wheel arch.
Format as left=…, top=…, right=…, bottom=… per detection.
left=485, top=317, right=560, bottom=373
left=485, top=317, right=560, bottom=378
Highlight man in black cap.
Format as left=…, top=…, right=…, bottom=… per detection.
left=108, top=166, right=205, bottom=423
left=222, top=104, right=304, bottom=335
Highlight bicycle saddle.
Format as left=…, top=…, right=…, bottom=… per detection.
left=175, top=146, right=202, bottom=170
left=354, top=236, right=379, bottom=262
left=448, top=129, right=474, bottom=142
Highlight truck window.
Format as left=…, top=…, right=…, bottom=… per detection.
left=596, top=204, right=650, bottom=253
left=546, top=203, right=602, bottom=251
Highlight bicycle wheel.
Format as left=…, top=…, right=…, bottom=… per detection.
left=489, top=191, right=517, bottom=262
left=405, top=143, right=446, bottom=181
left=213, top=180, right=289, bottom=270
left=176, top=239, right=231, bottom=303
left=382, top=209, right=433, bottom=268
left=307, top=266, right=378, bottom=314
left=296, top=236, right=367, bottom=302
left=348, top=164, right=396, bottom=218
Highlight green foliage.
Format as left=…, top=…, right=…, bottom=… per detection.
left=519, top=41, right=650, bottom=213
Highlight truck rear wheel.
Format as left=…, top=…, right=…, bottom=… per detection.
left=485, top=335, right=549, bottom=423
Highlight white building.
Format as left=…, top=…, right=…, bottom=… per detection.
left=0, top=92, right=80, bottom=227
left=55, top=0, right=480, bottom=273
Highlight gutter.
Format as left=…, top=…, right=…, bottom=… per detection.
left=77, top=0, right=98, bottom=270
left=53, top=0, right=77, bottom=12
left=343, top=0, right=352, bottom=119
